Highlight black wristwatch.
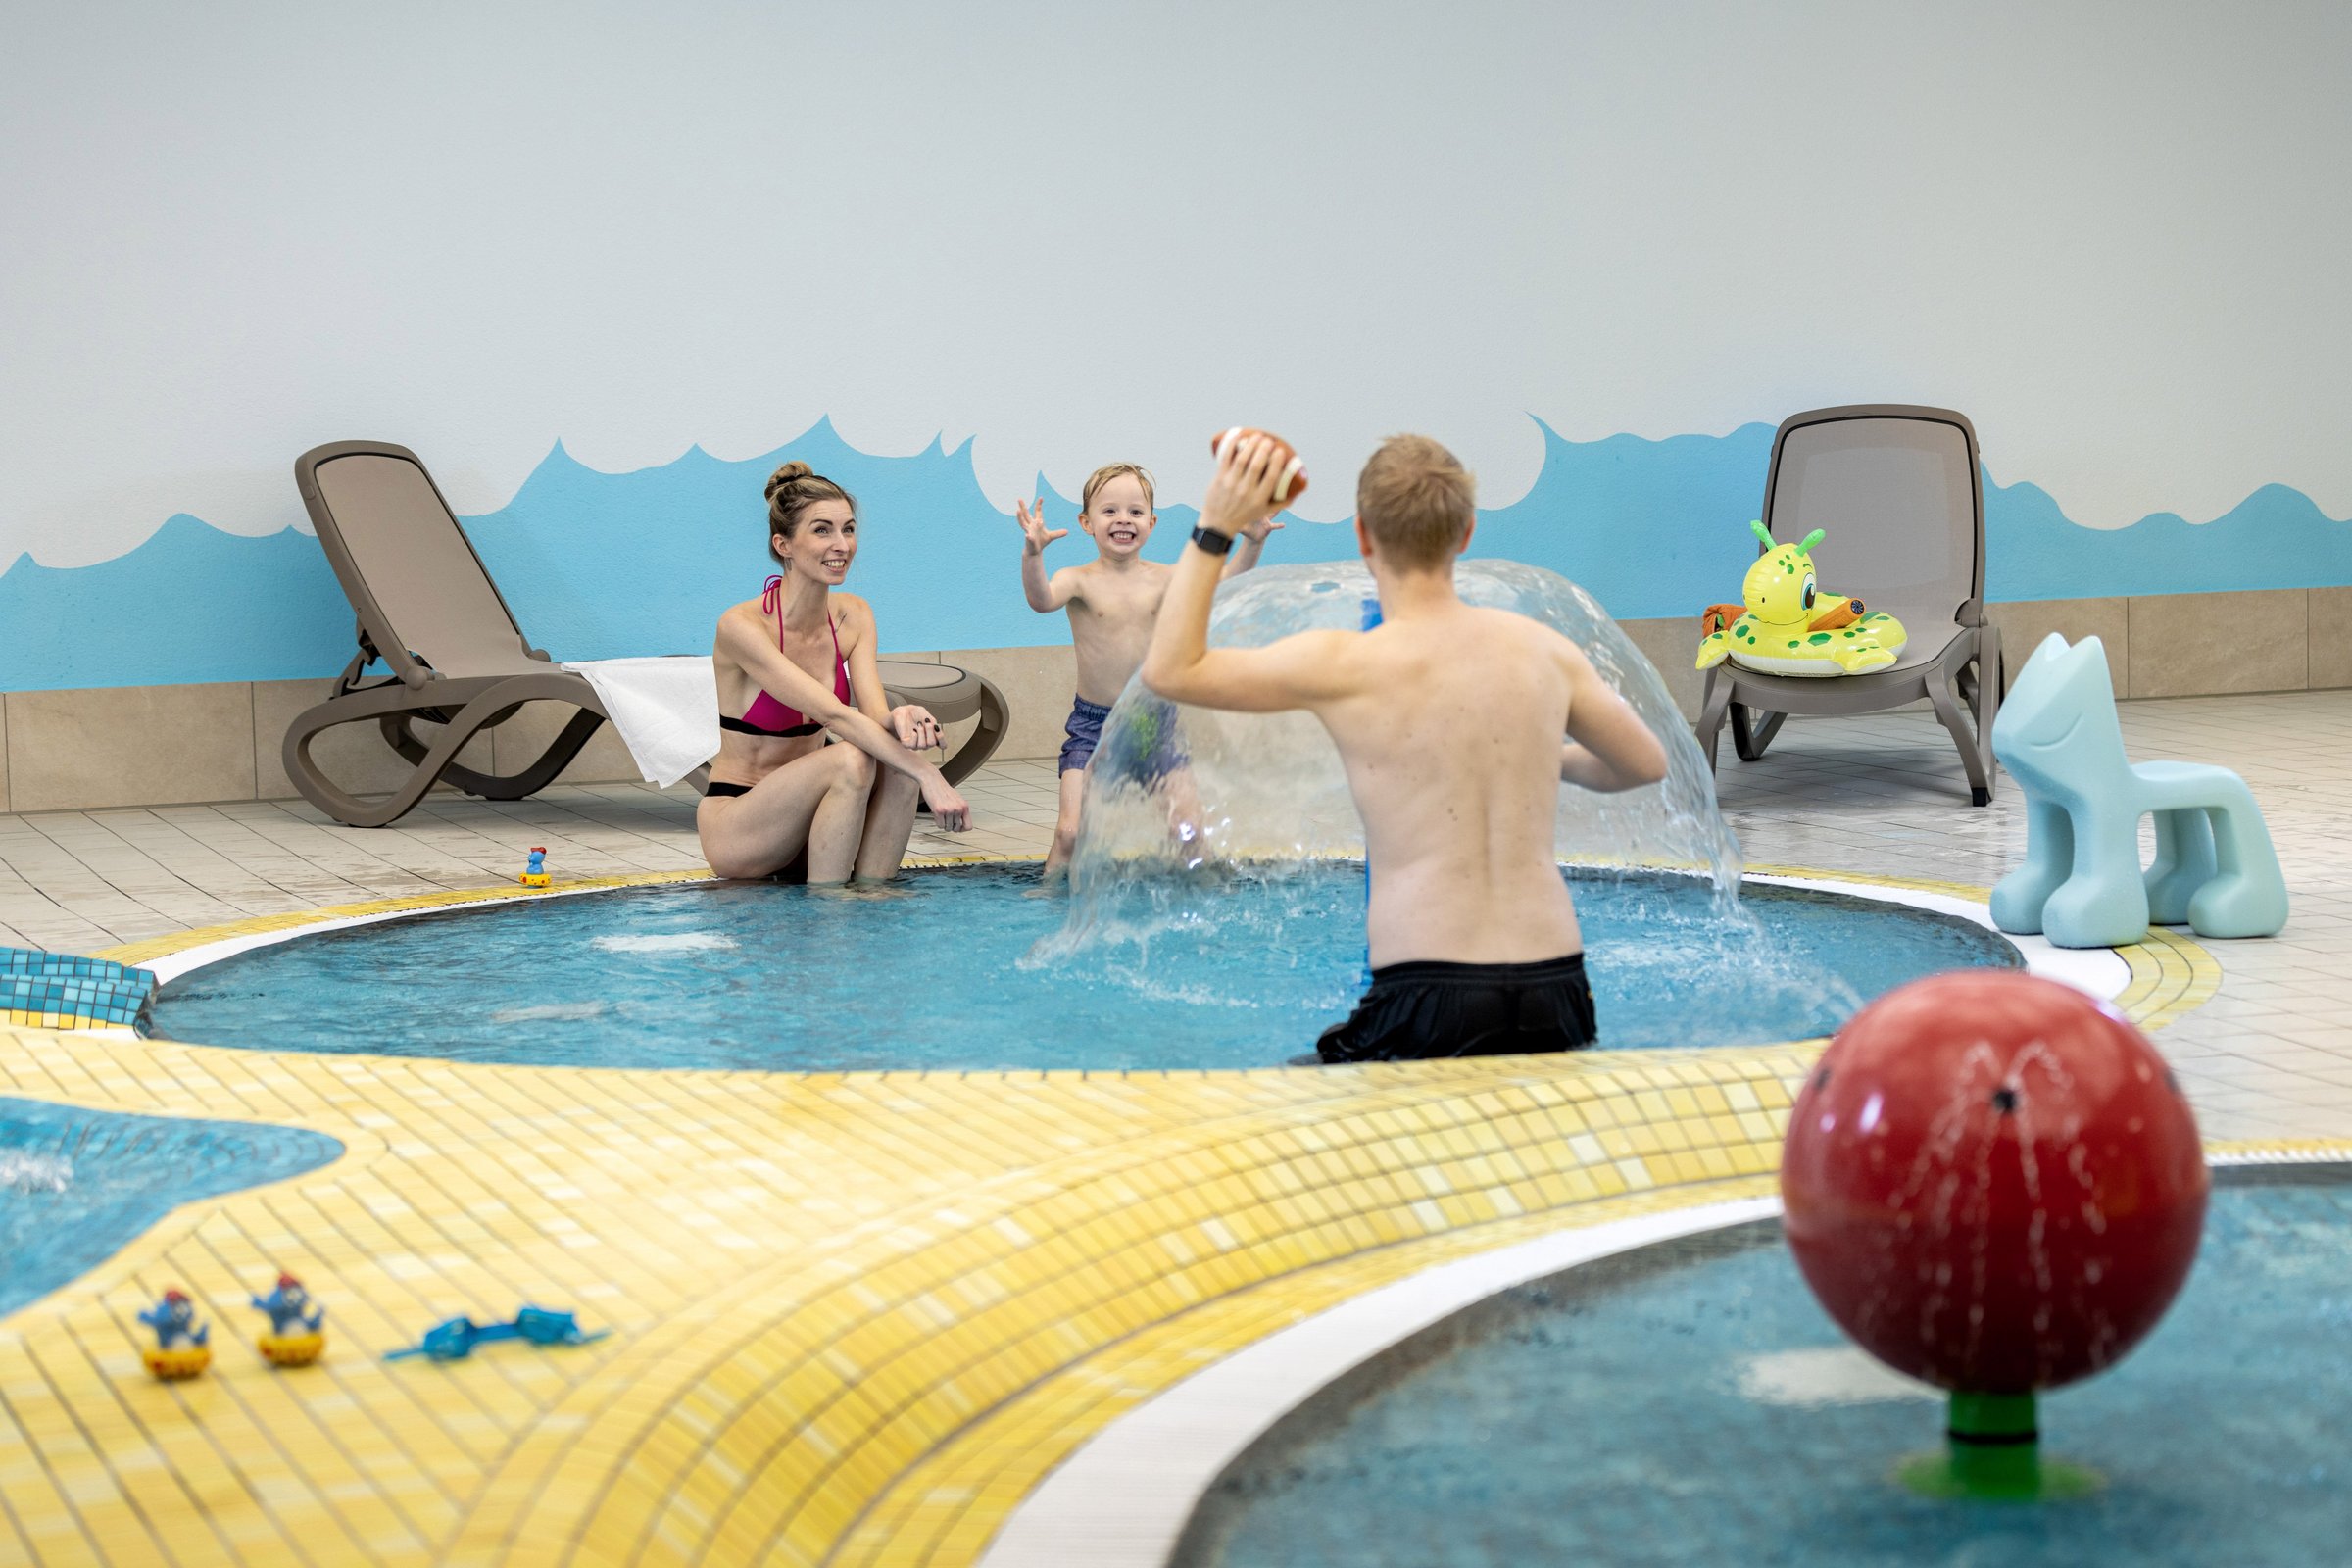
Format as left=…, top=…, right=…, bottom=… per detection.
left=1189, top=525, right=1236, bottom=556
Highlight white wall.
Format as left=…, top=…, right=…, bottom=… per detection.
left=4, top=0, right=2349, bottom=569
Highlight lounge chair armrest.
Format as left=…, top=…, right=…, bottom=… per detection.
left=1956, top=597, right=1985, bottom=627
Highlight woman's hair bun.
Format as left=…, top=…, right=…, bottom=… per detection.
left=765, top=461, right=813, bottom=501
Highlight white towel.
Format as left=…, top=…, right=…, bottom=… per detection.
left=564, top=656, right=721, bottom=789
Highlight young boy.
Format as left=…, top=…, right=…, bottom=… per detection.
left=1142, top=433, right=1669, bottom=1060
left=1016, top=463, right=1277, bottom=877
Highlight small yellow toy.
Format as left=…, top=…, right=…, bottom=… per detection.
left=138, top=1289, right=213, bottom=1380
left=260, top=1330, right=326, bottom=1367
left=1697, top=520, right=1907, bottom=676
left=520, top=846, right=551, bottom=888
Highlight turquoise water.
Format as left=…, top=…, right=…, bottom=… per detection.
left=153, top=865, right=2017, bottom=1070
left=1185, top=1174, right=2352, bottom=1568
left=0, top=1098, right=343, bottom=1316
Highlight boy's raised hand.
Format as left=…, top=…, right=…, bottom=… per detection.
left=1238, top=513, right=1286, bottom=544
left=1014, top=497, right=1067, bottom=555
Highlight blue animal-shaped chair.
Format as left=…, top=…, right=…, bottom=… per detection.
left=1990, top=634, right=2288, bottom=949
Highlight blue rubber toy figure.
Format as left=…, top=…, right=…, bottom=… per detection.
left=520, top=846, right=551, bottom=888
left=138, top=1288, right=213, bottom=1379
left=253, top=1273, right=324, bottom=1336
left=141, top=1289, right=210, bottom=1348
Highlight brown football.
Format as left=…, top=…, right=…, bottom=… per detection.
left=1209, top=427, right=1309, bottom=504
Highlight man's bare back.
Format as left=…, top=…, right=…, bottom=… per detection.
left=1286, top=604, right=1604, bottom=964
left=1145, top=432, right=1667, bottom=1059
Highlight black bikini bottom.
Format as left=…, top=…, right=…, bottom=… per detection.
left=705, top=780, right=754, bottom=798
left=1317, top=954, right=1595, bottom=1063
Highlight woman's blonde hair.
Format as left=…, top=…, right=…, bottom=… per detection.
left=1079, top=463, right=1156, bottom=514
left=764, top=461, right=857, bottom=565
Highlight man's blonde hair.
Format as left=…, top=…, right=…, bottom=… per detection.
left=1356, top=435, right=1474, bottom=568
left=1080, top=463, right=1156, bottom=514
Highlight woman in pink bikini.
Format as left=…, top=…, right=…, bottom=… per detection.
left=699, top=461, right=971, bottom=881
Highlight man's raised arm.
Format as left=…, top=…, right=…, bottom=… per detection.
left=1556, top=637, right=1670, bottom=793
left=1143, top=433, right=1348, bottom=714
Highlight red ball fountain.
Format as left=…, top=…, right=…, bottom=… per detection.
left=1781, top=970, right=2208, bottom=1497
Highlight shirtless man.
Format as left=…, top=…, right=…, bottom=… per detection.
left=1143, top=433, right=1669, bottom=1060
left=1016, top=463, right=1276, bottom=876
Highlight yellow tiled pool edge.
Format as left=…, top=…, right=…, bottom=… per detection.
left=0, top=864, right=2232, bottom=1567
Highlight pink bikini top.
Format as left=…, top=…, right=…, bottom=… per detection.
left=720, top=576, right=852, bottom=738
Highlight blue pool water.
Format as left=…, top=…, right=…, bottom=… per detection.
left=1185, top=1174, right=2352, bottom=1568
left=153, top=865, right=2018, bottom=1070
left=0, top=1098, right=343, bottom=1316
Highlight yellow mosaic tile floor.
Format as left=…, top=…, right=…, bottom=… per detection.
left=0, top=855, right=2257, bottom=1568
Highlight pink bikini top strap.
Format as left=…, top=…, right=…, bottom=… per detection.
left=760, top=575, right=851, bottom=699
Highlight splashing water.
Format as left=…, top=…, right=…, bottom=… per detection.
left=0, top=1151, right=73, bottom=1195
left=591, top=932, right=738, bottom=954
left=1040, top=561, right=1861, bottom=1024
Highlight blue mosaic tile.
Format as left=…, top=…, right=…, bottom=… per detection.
left=1, top=948, right=158, bottom=1031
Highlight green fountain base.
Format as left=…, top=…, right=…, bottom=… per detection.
left=1896, top=1392, right=2102, bottom=1501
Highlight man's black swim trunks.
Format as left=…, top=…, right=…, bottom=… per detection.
left=1316, top=954, right=1596, bottom=1063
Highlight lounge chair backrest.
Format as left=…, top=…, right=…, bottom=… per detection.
left=295, top=441, right=545, bottom=683
left=1759, top=406, right=1984, bottom=625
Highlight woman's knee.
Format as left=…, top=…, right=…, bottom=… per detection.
left=829, top=745, right=878, bottom=789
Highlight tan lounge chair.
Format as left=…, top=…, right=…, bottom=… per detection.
left=287, top=440, right=1005, bottom=827
left=1694, top=404, right=2002, bottom=804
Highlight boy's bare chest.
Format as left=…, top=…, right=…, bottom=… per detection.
left=1071, top=571, right=1168, bottom=630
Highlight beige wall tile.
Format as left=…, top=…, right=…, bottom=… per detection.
left=488, top=700, right=644, bottom=785
left=2127, top=588, right=2309, bottom=699
left=8, top=682, right=256, bottom=811
left=933, top=644, right=1080, bottom=760
left=1614, top=617, right=1704, bottom=721
left=1984, top=598, right=2129, bottom=695
left=2311, top=586, right=2352, bottom=690
left=255, top=677, right=495, bottom=803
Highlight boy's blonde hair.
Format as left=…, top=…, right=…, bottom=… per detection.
left=1080, top=463, right=1156, bottom=514
left=1356, top=435, right=1474, bottom=569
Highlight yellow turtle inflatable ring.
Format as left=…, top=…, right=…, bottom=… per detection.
left=1696, top=521, right=1906, bottom=677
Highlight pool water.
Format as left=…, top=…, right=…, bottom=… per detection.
left=1183, top=1173, right=2352, bottom=1568
left=0, top=1097, right=343, bottom=1316
left=153, top=865, right=2018, bottom=1070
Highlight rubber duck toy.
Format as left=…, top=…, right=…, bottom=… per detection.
left=520, top=847, right=551, bottom=888
left=251, top=1272, right=327, bottom=1367
left=1697, top=520, right=1908, bottom=676
left=137, top=1289, right=213, bottom=1380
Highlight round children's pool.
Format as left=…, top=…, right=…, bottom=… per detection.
left=151, top=864, right=2020, bottom=1070
left=1180, top=1170, right=2352, bottom=1568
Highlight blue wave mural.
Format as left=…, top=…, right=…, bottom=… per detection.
left=1984, top=474, right=2352, bottom=602
left=0, top=517, right=355, bottom=691
left=2, top=417, right=2346, bottom=691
